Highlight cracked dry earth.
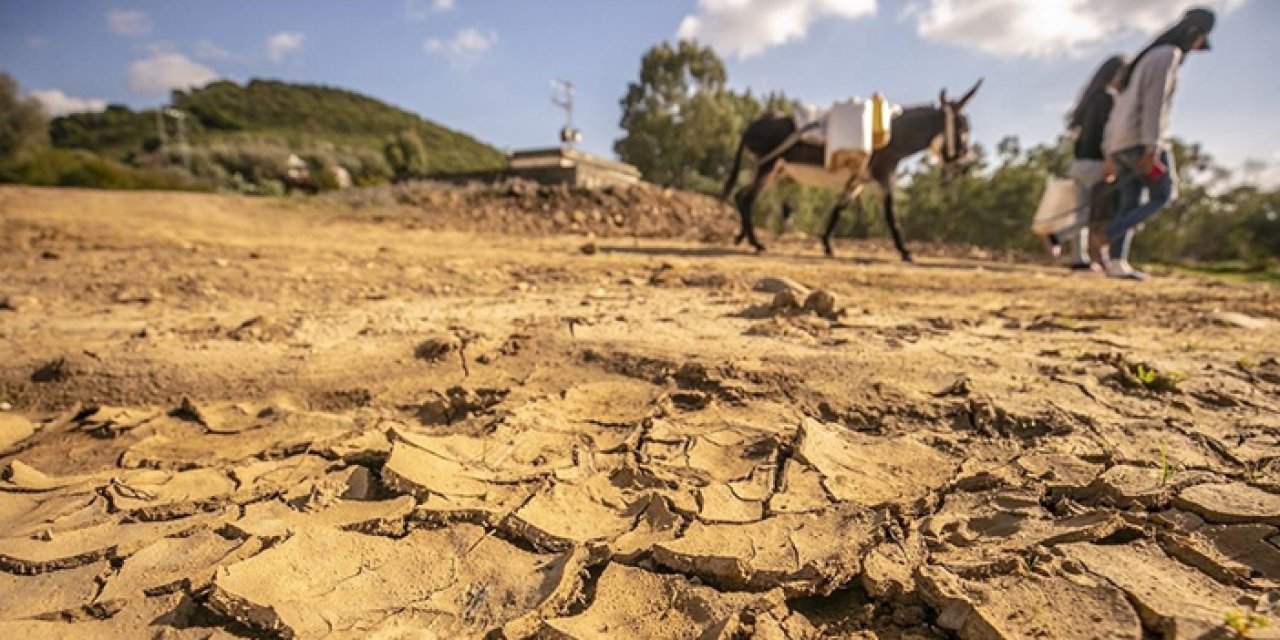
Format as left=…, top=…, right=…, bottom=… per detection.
left=1, top=185, right=1279, bottom=639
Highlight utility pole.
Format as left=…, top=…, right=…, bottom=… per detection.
left=163, top=108, right=190, bottom=173
left=551, top=79, right=582, bottom=148
left=155, top=109, right=168, bottom=148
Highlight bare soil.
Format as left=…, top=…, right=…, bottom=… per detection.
left=1, top=184, right=1279, bottom=639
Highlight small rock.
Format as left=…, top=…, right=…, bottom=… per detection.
left=1206, top=311, right=1270, bottom=330
left=30, top=356, right=81, bottom=383
left=40, top=250, right=59, bottom=260
left=771, top=290, right=801, bottom=312
left=579, top=241, right=598, bottom=255
left=803, top=289, right=837, bottom=317
left=1174, top=482, right=1280, bottom=525
left=0, top=401, right=11, bottom=411
left=413, top=336, right=457, bottom=362
left=213, top=258, right=230, bottom=268
left=932, top=375, right=972, bottom=398
left=753, top=276, right=810, bottom=297
left=891, top=604, right=927, bottom=627
left=0, top=413, right=35, bottom=450
left=113, top=289, right=160, bottom=304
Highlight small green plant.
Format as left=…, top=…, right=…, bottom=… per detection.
left=1120, top=362, right=1187, bottom=392
left=1158, top=440, right=1174, bottom=487
left=1224, top=610, right=1269, bottom=638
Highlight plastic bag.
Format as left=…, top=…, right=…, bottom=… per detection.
left=1031, top=177, right=1079, bottom=236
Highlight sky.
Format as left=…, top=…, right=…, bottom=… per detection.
left=2, top=0, right=1278, bottom=186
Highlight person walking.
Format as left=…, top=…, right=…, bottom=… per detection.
left=1095, top=7, right=1216, bottom=280
left=1055, top=54, right=1129, bottom=272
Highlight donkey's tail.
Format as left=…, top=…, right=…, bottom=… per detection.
left=721, top=134, right=747, bottom=203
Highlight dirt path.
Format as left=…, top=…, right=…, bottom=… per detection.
left=2, top=185, right=1279, bottom=639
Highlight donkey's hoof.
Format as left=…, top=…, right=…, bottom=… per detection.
left=753, top=245, right=767, bottom=254
left=823, top=246, right=835, bottom=258
left=900, top=252, right=914, bottom=263
left=733, top=234, right=746, bottom=246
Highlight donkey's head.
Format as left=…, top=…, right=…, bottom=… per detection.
left=931, top=78, right=983, bottom=178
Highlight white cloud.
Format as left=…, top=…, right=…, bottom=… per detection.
left=677, top=0, right=877, bottom=60
left=128, top=52, right=219, bottom=94
left=193, top=40, right=255, bottom=64
left=195, top=40, right=233, bottom=61
left=141, top=40, right=177, bottom=55
left=267, top=32, right=305, bottom=63
left=406, top=0, right=455, bottom=20
left=424, top=27, right=497, bottom=64
left=107, top=9, right=152, bottom=37
left=29, top=90, right=108, bottom=117
left=908, top=0, right=1248, bottom=59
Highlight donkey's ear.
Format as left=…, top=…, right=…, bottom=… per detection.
left=939, top=88, right=948, bottom=106
left=958, top=78, right=984, bottom=109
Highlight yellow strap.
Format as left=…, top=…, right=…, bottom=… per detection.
left=871, top=93, right=891, bottom=150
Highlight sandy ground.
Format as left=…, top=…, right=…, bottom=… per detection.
left=1, top=185, right=1279, bottom=639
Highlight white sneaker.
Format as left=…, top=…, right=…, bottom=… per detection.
left=1103, top=257, right=1147, bottom=281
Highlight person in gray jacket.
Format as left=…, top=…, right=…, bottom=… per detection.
left=1096, top=7, right=1216, bottom=280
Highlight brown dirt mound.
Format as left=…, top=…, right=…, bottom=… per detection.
left=329, top=179, right=739, bottom=241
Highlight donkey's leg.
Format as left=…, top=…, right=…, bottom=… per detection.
left=882, top=189, right=913, bottom=262
left=821, top=198, right=849, bottom=257
left=735, top=173, right=770, bottom=253
left=822, top=184, right=863, bottom=257
left=733, top=189, right=749, bottom=245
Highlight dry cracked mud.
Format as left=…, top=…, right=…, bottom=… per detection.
left=1, top=185, right=1279, bottom=638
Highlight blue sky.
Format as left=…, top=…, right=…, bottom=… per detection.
left=2, top=0, right=1278, bottom=185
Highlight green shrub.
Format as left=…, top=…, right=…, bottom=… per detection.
left=0, top=147, right=205, bottom=191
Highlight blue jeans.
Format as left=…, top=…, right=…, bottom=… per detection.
left=1107, top=145, right=1177, bottom=260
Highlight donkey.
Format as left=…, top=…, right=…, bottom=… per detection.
left=722, top=80, right=983, bottom=262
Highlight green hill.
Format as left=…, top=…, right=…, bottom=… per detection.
left=48, top=79, right=505, bottom=177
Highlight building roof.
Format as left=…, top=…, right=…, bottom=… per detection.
left=508, top=147, right=641, bottom=178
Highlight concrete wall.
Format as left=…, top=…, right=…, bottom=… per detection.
left=435, top=148, right=642, bottom=188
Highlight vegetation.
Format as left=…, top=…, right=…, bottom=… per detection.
left=615, top=40, right=791, bottom=190
left=0, top=73, right=46, bottom=160
left=0, top=147, right=203, bottom=191
left=384, top=130, right=430, bottom=181
left=1224, top=610, right=1269, bottom=638
left=2, top=74, right=503, bottom=194
left=1117, top=361, right=1186, bottom=393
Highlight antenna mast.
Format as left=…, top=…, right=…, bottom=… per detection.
left=551, top=79, right=582, bottom=148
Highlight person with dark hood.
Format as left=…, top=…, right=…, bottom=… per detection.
left=1094, top=6, right=1216, bottom=280
left=1052, top=54, right=1130, bottom=272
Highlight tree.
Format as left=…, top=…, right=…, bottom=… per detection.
left=384, top=129, right=428, bottom=181
left=0, top=72, right=47, bottom=162
left=615, top=41, right=754, bottom=189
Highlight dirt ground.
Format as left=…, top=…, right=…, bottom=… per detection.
left=1, top=184, right=1279, bottom=639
